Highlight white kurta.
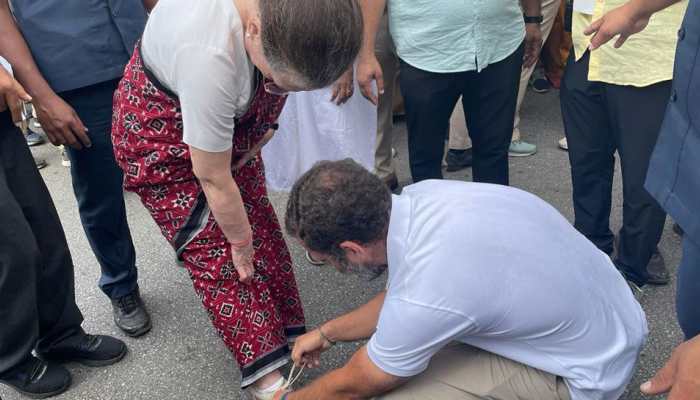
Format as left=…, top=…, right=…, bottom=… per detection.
left=262, top=81, right=377, bottom=192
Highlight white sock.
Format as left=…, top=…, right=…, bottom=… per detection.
left=255, top=377, right=286, bottom=394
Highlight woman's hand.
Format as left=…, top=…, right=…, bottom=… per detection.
left=191, top=146, right=257, bottom=284
left=234, top=128, right=275, bottom=170
left=230, top=235, right=255, bottom=284
left=330, top=67, right=354, bottom=106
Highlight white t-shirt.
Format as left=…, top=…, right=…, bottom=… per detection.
left=367, top=181, right=648, bottom=400
left=0, top=56, right=11, bottom=75
left=141, top=0, right=254, bottom=152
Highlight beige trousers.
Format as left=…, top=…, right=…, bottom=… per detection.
left=374, top=12, right=400, bottom=179
left=449, top=0, right=562, bottom=150
left=376, top=344, right=571, bottom=400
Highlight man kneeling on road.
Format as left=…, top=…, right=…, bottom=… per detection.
left=278, top=159, right=648, bottom=400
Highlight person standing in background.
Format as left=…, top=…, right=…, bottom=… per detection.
left=0, top=0, right=153, bottom=337
left=446, top=0, right=562, bottom=168
left=372, top=9, right=401, bottom=190
left=560, top=0, right=686, bottom=289
left=358, top=0, right=543, bottom=185
left=585, top=0, right=700, bottom=397
left=0, top=56, right=127, bottom=400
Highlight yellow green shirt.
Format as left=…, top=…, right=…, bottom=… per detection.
left=572, top=0, right=687, bottom=87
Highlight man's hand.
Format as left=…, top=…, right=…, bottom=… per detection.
left=357, top=52, right=384, bottom=106
left=33, top=93, right=91, bottom=149
left=234, top=128, right=275, bottom=170
left=523, top=24, right=543, bottom=68
left=0, top=66, right=31, bottom=123
left=585, top=2, right=651, bottom=50
left=292, top=327, right=334, bottom=368
left=330, top=67, right=354, bottom=106
left=641, top=334, right=700, bottom=399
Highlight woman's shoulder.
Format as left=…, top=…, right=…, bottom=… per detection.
left=144, top=0, right=241, bottom=55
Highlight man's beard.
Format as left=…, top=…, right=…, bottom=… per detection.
left=335, top=256, right=387, bottom=281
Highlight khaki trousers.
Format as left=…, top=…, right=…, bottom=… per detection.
left=374, top=12, right=400, bottom=180
left=376, top=344, right=571, bottom=400
left=449, top=0, right=562, bottom=150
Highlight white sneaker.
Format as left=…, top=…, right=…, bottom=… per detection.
left=244, top=377, right=287, bottom=400
left=558, top=137, right=568, bottom=151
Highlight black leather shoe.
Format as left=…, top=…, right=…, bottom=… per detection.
left=646, top=250, right=670, bottom=286
left=111, top=288, right=152, bottom=337
left=38, top=331, right=127, bottom=367
left=0, top=357, right=71, bottom=399
left=445, top=148, right=473, bottom=172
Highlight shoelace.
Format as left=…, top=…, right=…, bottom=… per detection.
left=26, top=359, right=48, bottom=383
left=118, top=294, right=139, bottom=313
left=283, top=364, right=305, bottom=390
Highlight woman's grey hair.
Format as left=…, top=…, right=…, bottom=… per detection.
left=285, top=159, right=392, bottom=259
left=259, top=0, right=363, bottom=89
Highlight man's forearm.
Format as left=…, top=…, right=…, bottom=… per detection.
left=0, top=0, right=55, bottom=99
left=358, top=0, right=386, bottom=56
left=322, top=291, right=386, bottom=343
left=521, top=0, right=541, bottom=17
left=288, top=346, right=401, bottom=400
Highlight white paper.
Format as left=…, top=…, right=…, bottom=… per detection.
left=573, top=0, right=595, bottom=15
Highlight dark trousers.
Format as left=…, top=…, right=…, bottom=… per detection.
left=399, top=43, right=524, bottom=184
left=0, top=112, right=83, bottom=375
left=60, top=79, right=137, bottom=299
left=678, top=237, right=700, bottom=339
left=560, top=51, right=669, bottom=286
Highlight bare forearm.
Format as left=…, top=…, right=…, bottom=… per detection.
left=288, top=347, right=400, bottom=400
left=323, top=291, right=386, bottom=343
left=200, top=177, right=252, bottom=243
left=359, top=0, right=386, bottom=56
left=521, top=0, right=541, bottom=16
left=0, top=0, right=55, bottom=99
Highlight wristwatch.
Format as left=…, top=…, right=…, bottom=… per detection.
left=524, top=15, right=544, bottom=24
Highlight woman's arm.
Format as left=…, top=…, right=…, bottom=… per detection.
left=190, top=146, right=255, bottom=283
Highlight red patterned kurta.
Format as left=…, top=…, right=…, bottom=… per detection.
left=111, top=46, right=305, bottom=387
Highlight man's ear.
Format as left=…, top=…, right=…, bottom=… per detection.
left=339, top=241, right=365, bottom=259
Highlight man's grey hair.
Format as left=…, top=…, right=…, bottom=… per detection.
left=285, top=159, right=392, bottom=258
left=259, top=0, right=363, bottom=89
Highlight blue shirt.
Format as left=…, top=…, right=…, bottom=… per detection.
left=10, top=0, right=147, bottom=93
left=388, top=0, right=525, bottom=73
left=645, top=0, right=700, bottom=245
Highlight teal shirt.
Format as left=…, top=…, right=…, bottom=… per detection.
left=389, top=0, right=525, bottom=73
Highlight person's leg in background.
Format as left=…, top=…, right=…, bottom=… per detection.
left=462, top=44, right=524, bottom=185
left=60, top=79, right=151, bottom=337
left=560, top=51, right=616, bottom=255
left=544, top=0, right=574, bottom=151
left=0, top=115, right=76, bottom=396
left=542, top=0, right=573, bottom=90
left=374, top=11, right=400, bottom=190
left=510, top=0, right=562, bottom=157
left=400, top=62, right=463, bottom=182
left=0, top=114, right=125, bottom=397
left=608, top=81, right=671, bottom=287
left=677, top=237, right=700, bottom=339
left=445, top=99, right=474, bottom=172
